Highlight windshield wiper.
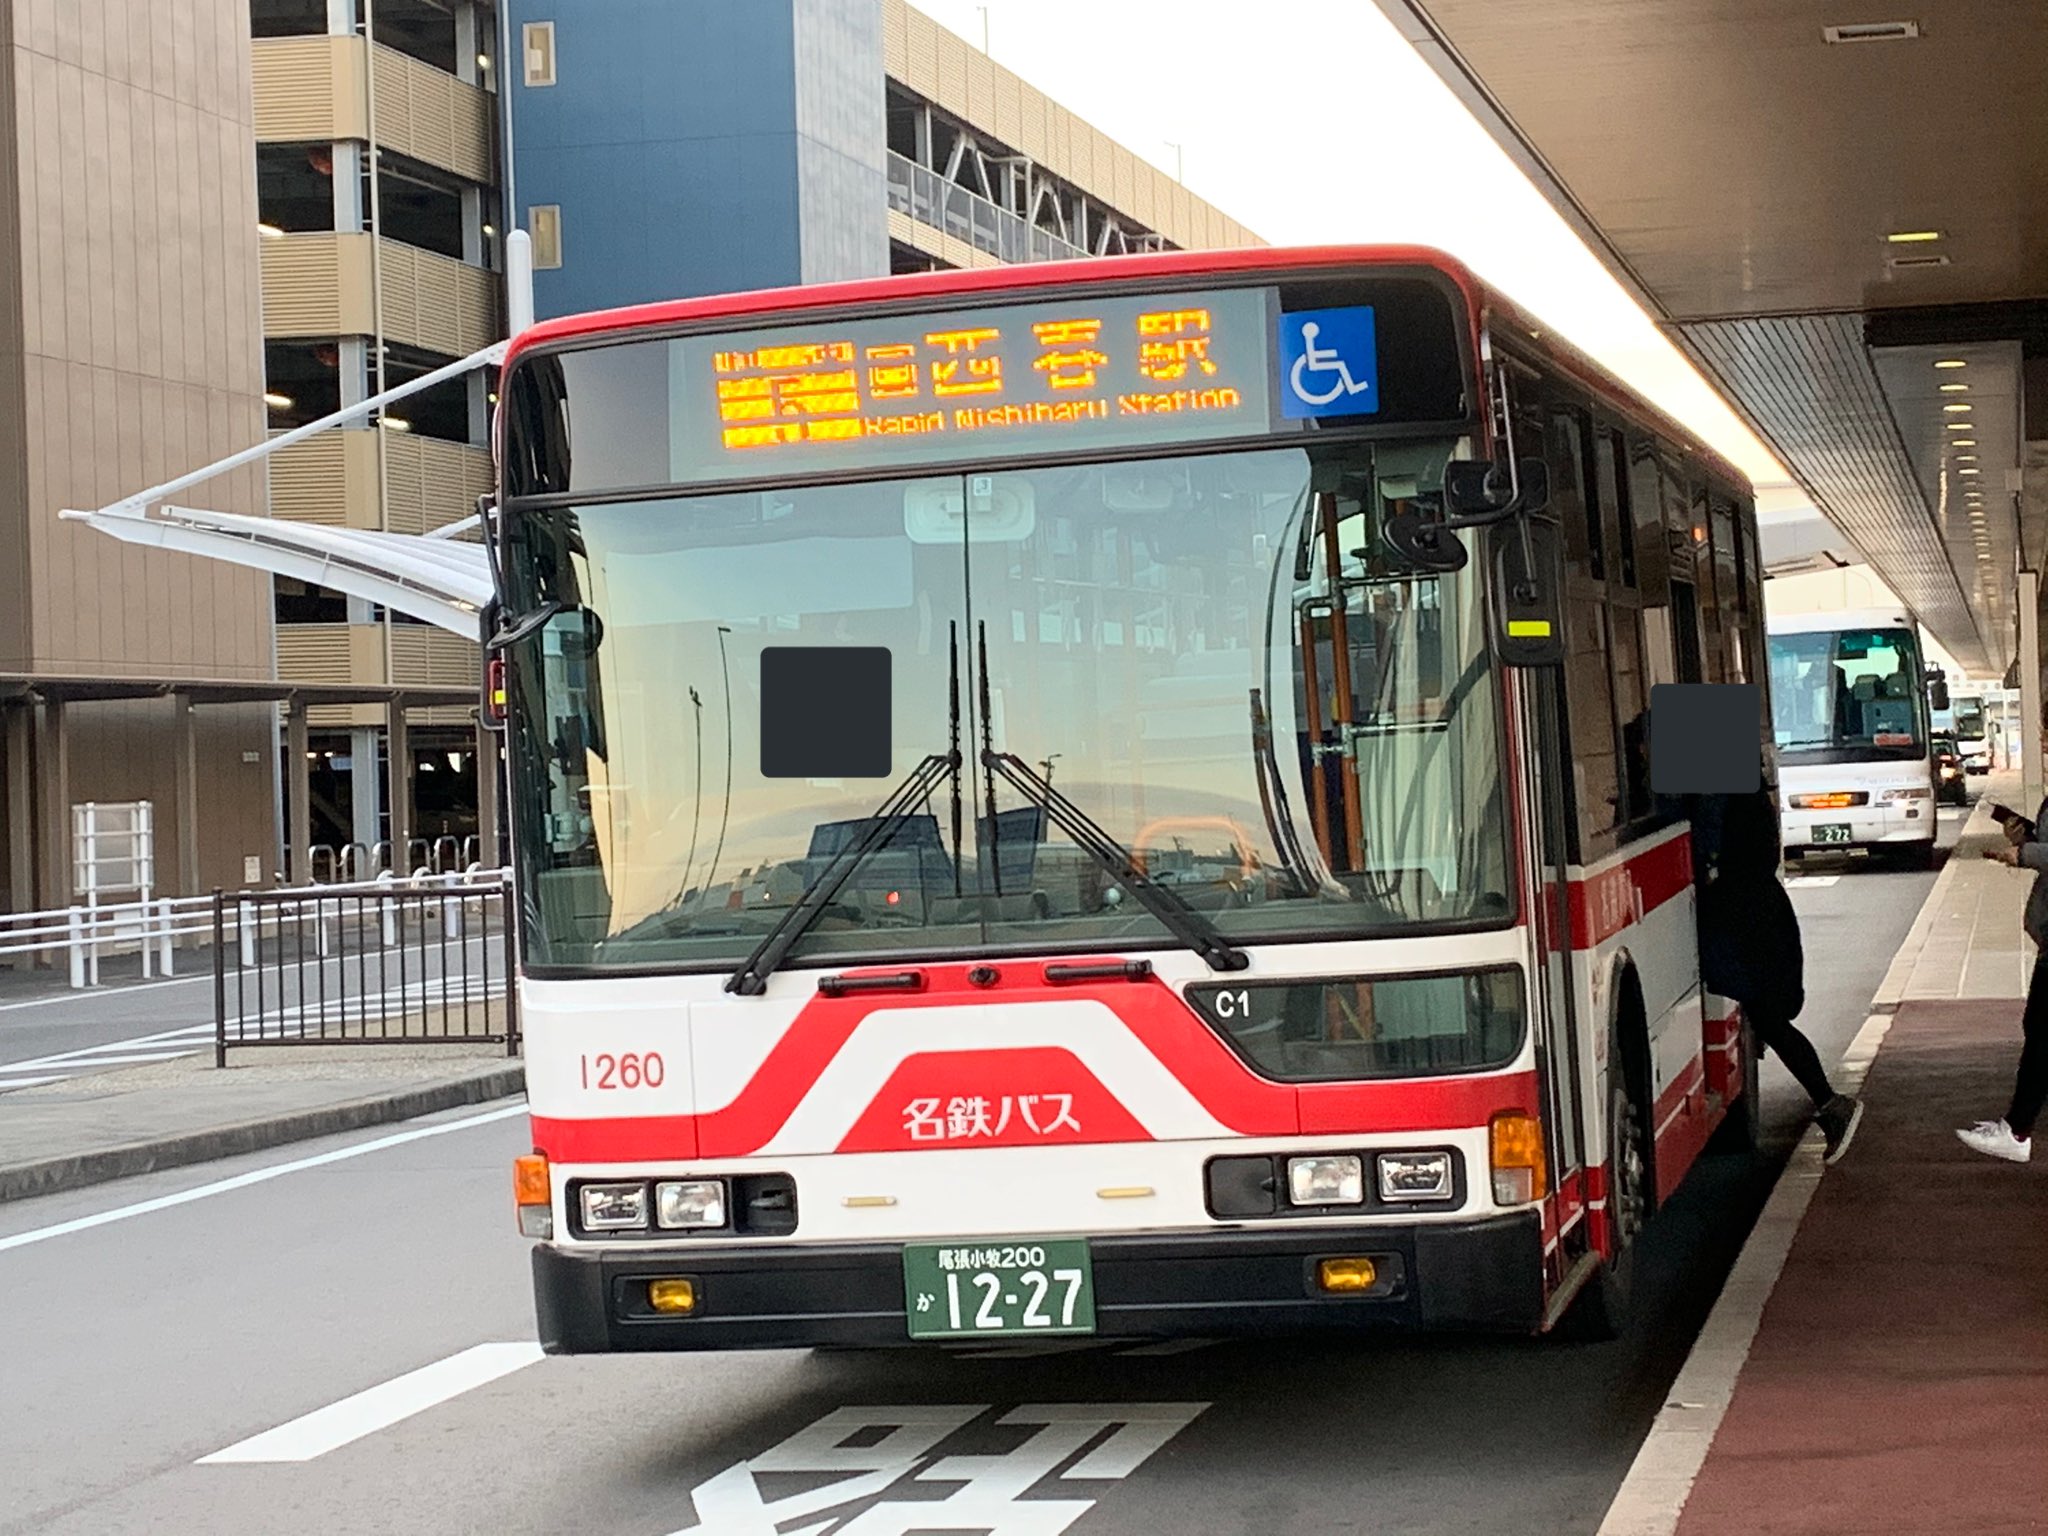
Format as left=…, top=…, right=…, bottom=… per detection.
left=981, top=750, right=1249, bottom=973
left=724, top=751, right=957, bottom=996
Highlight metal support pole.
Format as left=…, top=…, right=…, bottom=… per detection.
left=34, top=698, right=70, bottom=914
left=4, top=705, right=31, bottom=920
left=386, top=703, right=411, bottom=857
left=286, top=700, right=312, bottom=884
left=173, top=693, right=201, bottom=896
left=474, top=716, right=500, bottom=872
left=2022, top=569, right=2042, bottom=813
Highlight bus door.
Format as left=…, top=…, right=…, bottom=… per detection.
left=1516, top=668, right=1593, bottom=1274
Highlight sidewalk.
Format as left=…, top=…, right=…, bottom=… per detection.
left=0, top=1044, right=524, bottom=1203
left=1605, top=778, right=2048, bottom=1535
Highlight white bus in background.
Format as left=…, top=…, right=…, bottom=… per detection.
left=1943, top=688, right=1991, bottom=774
left=1767, top=609, right=1937, bottom=869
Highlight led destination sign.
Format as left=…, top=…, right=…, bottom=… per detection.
left=668, top=288, right=1275, bottom=481
left=501, top=271, right=1472, bottom=498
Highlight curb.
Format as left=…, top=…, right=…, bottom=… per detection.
left=0, top=1065, right=526, bottom=1204
left=1593, top=1010, right=1893, bottom=1536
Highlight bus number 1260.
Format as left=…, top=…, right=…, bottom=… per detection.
left=579, top=1052, right=665, bottom=1090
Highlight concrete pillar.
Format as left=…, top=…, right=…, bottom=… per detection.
left=350, top=724, right=382, bottom=852
left=474, top=717, right=500, bottom=866
left=172, top=694, right=201, bottom=896
left=4, top=705, right=31, bottom=915
left=2023, top=569, right=2043, bottom=813
left=387, top=703, right=412, bottom=862
left=287, top=700, right=312, bottom=884
left=33, top=698, right=70, bottom=911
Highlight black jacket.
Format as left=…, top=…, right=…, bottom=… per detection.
left=1693, top=790, right=1804, bottom=1020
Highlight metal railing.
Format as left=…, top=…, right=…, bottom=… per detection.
left=301, top=835, right=484, bottom=885
left=213, top=869, right=518, bottom=1064
left=0, top=893, right=217, bottom=988
left=886, top=152, right=1086, bottom=264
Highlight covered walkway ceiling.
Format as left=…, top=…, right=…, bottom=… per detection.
left=1376, top=1, right=2048, bottom=676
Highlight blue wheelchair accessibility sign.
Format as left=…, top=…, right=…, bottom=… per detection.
left=1278, top=307, right=1380, bottom=419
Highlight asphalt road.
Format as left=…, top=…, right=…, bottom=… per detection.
left=0, top=810, right=1957, bottom=1536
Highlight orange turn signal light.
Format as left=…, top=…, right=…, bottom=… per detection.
left=1489, top=1111, right=1548, bottom=1204
left=514, top=1153, right=550, bottom=1207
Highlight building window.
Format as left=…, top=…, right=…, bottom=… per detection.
left=529, top=205, right=563, bottom=270
left=522, top=22, right=557, bottom=87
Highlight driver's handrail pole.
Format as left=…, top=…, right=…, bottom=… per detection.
left=1318, top=493, right=1366, bottom=864
left=725, top=753, right=954, bottom=995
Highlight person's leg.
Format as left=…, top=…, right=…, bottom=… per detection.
left=1749, top=1005, right=1835, bottom=1109
left=2003, top=957, right=2048, bottom=1139
left=1957, top=957, right=2046, bottom=1162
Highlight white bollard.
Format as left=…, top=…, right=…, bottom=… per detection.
left=159, top=898, right=175, bottom=977
left=378, top=870, right=398, bottom=948
left=68, top=907, right=85, bottom=989
left=240, top=904, right=257, bottom=968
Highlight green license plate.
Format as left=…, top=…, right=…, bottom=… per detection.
left=903, top=1240, right=1095, bottom=1339
left=1812, top=823, right=1852, bottom=844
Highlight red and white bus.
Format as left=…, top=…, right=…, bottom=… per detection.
left=493, top=245, right=1769, bottom=1350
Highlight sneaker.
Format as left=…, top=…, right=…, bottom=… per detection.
left=1816, top=1094, right=1864, bottom=1164
left=1956, top=1119, right=2033, bottom=1164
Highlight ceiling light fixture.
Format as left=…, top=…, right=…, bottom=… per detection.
left=1825, top=21, right=1921, bottom=43
left=1960, top=468, right=1981, bottom=476
left=1934, top=359, right=1967, bottom=369
left=257, top=222, right=285, bottom=238
left=1886, top=229, right=1943, bottom=244
left=1890, top=253, right=1951, bottom=269
left=1954, top=438, right=1977, bottom=446
left=1939, top=383, right=1970, bottom=393
left=1943, top=403, right=1973, bottom=413
left=380, top=416, right=412, bottom=432
left=263, top=392, right=292, bottom=409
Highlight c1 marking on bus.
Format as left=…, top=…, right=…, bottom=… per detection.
left=1212, top=989, right=1252, bottom=1019
left=672, top=1402, right=1208, bottom=1535
left=1507, top=620, right=1553, bottom=637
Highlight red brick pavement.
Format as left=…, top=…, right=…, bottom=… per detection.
left=1676, top=999, right=2048, bottom=1535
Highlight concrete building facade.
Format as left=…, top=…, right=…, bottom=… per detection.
left=0, top=0, right=281, bottom=916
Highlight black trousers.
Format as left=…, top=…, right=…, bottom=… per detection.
left=1747, top=1004, right=1835, bottom=1111
left=2010, top=955, right=2048, bottom=1139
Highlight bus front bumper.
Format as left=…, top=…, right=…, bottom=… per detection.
left=1781, top=807, right=1932, bottom=851
left=530, top=1215, right=1545, bottom=1352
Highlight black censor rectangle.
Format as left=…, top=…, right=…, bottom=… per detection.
left=1650, top=683, right=1760, bottom=796
left=760, top=647, right=892, bottom=778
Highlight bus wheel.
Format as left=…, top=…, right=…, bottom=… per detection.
left=1562, top=1036, right=1652, bottom=1342
left=1710, top=1011, right=1762, bottom=1156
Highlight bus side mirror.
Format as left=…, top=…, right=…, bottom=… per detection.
left=1445, top=457, right=1550, bottom=526
left=1926, top=673, right=1950, bottom=712
left=1492, top=518, right=1565, bottom=667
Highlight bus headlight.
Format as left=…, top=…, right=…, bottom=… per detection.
left=655, top=1179, right=727, bottom=1230
left=1286, top=1155, right=1364, bottom=1206
left=579, top=1181, right=649, bottom=1231
left=1880, top=787, right=1932, bottom=801
left=1377, top=1151, right=1454, bottom=1202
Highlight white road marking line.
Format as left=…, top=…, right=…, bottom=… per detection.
left=0, top=1074, right=64, bottom=1092
left=0, top=974, right=210, bottom=1012
left=1783, top=875, right=1840, bottom=888
left=197, top=1341, right=544, bottom=1464
left=1595, top=1010, right=1894, bottom=1536
left=2, top=1050, right=198, bottom=1072
left=0, top=1102, right=527, bottom=1255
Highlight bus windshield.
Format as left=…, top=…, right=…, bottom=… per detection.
left=1768, top=627, right=1927, bottom=764
left=1952, top=695, right=1985, bottom=743
left=504, top=440, right=1514, bottom=973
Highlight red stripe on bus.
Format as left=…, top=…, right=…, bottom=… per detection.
left=1565, top=833, right=1694, bottom=950
left=531, top=962, right=1543, bottom=1162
